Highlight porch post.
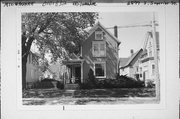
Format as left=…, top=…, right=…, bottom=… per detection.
left=81, top=62, right=83, bottom=83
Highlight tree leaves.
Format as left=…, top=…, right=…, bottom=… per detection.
left=22, top=12, right=98, bottom=62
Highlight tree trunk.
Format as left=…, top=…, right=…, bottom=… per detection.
left=22, top=53, right=28, bottom=90
left=22, top=61, right=27, bottom=89
left=22, top=35, right=34, bottom=90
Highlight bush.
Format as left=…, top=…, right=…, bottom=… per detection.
left=93, top=76, right=144, bottom=89
left=57, top=81, right=64, bottom=89
left=79, top=69, right=96, bottom=89
left=80, top=72, right=144, bottom=89
left=146, top=80, right=155, bottom=88
left=30, top=78, right=64, bottom=89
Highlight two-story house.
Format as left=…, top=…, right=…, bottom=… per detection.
left=119, top=49, right=143, bottom=80
left=63, top=22, right=121, bottom=88
left=138, top=31, right=159, bottom=85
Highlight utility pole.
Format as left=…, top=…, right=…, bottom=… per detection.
left=152, top=12, right=160, bottom=101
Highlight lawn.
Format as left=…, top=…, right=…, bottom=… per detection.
left=23, top=88, right=157, bottom=105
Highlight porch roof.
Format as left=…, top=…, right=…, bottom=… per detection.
left=62, top=53, right=84, bottom=65
left=62, top=59, right=84, bottom=65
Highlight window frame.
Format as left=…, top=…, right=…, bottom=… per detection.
left=92, top=41, right=106, bottom=57
left=95, top=31, right=103, bottom=40
left=94, top=62, right=106, bottom=78
left=152, top=64, right=155, bottom=76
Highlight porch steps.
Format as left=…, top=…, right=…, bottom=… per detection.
left=64, top=84, right=79, bottom=90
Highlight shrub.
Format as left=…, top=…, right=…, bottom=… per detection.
left=79, top=69, right=97, bottom=89
left=146, top=80, right=155, bottom=88
left=57, top=81, right=64, bottom=89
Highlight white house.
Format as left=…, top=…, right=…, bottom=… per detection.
left=119, top=49, right=143, bottom=80
left=138, top=31, right=159, bottom=85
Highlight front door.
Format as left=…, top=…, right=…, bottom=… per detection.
left=75, top=66, right=81, bottom=83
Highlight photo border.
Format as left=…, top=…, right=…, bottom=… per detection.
left=15, top=3, right=167, bottom=111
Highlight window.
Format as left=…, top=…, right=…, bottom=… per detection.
left=149, top=49, right=152, bottom=57
left=92, top=41, right=106, bottom=57
left=152, top=64, right=155, bottom=76
left=139, top=67, right=142, bottom=77
left=95, top=31, right=103, bottom=40
left=94, top=62, right=106, bottom=78
left=136, top=66, right=139, bottom=72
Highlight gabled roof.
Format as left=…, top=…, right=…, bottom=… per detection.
left=143, top=31, right=159, bottom=50
left=87, top=22, right=121, bottom=44
left=119, top=49, right=143, bottom=68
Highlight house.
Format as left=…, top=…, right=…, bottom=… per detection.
left=138, top=31, right=159, bottom=85
left=26, top=52, right=43, bottom=88
left=44, top=59, right=67, bottom=81
left=119, top=49, right=143, bottom=80
left=62, top=22, right=121, bottom=88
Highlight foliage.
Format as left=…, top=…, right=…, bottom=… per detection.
left=22, top=12, right=98, bottom=89
left=22, top=12, right=99, bottom=61
left=56, top=81, right=64, bottom=89
left=146, top=80, right=155, bottom=88
left=79, top=69, right=96, bottom=89
left=80, top=75, right=144, bottom=89
left=28, top=79, right=64, bottom=89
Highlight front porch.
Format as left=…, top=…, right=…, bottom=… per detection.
left=63, top=56, right=84, bottom=89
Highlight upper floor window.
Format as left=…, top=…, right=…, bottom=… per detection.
left=152, top=64, right=155, bottom=76
left=92, top=41, right=106, bottom=57
left=149, top=48, right=152, bottom=57
left=95, top=31, right=103, bottom=40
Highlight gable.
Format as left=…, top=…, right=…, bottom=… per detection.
left=87, top=22, right=121, bottom=44
left=120, top=49, right=143, bottom=68
left=143, top=31, right=159, bottom=50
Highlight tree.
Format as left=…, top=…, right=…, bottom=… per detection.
left=22, top=12, right=98, bottom=89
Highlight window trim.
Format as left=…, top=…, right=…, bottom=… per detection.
left=152, top=64, right=155, bottom=76
left=92, top=41, right=106, bottom=57
left=94, top=62, right=106, bottom=78
left=95, top=31, right=103, bottom=40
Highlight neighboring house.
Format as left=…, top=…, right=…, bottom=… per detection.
left=63, top=22, right=121, bottom=86
left=119, top=49, right=143, bottom=80
left=26, top=52, right=43, bottom=87
left=138, top=31, right=159, bottom=85
left=45, top=59, right=67, bottom=81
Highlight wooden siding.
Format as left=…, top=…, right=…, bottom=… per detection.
left=82, top=28, right=118, bottom=80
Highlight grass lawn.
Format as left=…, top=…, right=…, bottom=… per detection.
left=23, top=88, right=157, bottom=105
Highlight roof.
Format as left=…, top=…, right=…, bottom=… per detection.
left=143, top=31, right=159, bottom=50
left=119, top=58, right=130, bottom=67
left=87, top=22, right=121, bottom=44
left=119, top=49, right=143, bottom=68
left=141, top=49, right=148, bottom=57
left=62, top=53, right=84, bottom=64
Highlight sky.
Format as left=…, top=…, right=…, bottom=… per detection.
left=31, top=12, right=158, bottom=59
left=98, top=12, right=158, bottom=57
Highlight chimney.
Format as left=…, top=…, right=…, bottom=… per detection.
left=130, top=49, right=134, bottom=56
left=114, top=25, right=118, bottom=38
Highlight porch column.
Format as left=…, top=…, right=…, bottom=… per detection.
left=81, top=62, right=83, bottom=83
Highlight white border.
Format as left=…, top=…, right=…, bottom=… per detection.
left=14, top=4, right=167, bottom=111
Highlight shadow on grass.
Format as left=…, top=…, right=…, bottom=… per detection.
left=73, top=88, right=155, bottom=98
left=23, top=88, right=155, bottom=99
left=23, top=100, right=46, bottom=105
